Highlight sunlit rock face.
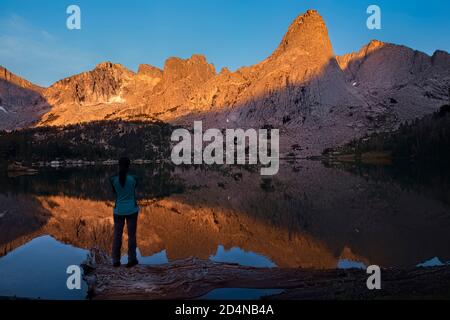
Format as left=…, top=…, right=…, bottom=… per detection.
left=44, top=62, right=135, bottom=107
left=1, top=9, right=448, bottom=153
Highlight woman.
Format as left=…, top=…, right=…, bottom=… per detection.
left=110, top=157, right=139, bottom=268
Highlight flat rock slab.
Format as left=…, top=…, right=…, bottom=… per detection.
left=82, top=248, right=450, bottom=300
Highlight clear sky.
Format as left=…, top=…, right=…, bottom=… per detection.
left=1, top=0, right=449, bottom=87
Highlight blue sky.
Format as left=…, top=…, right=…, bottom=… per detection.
left=1, top=0, right=449, bottom=87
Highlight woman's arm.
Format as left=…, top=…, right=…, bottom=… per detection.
left=133, top=176, right=138, bottom=206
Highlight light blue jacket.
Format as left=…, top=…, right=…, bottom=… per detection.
left=110, top=175, right=139, bottom=215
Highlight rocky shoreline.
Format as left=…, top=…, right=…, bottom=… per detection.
left=82, top=248, right=450, bottom=300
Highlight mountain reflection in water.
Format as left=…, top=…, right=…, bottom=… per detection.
left=1, top=160, right=450, bottom=298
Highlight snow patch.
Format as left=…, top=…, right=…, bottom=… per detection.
left=0, top=106, right=9, bottom=114
left=108, top=96, right=125, bottom=104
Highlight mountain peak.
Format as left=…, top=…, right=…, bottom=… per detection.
left=44, top=61, right=135, bottom=108
left=94, top=61, right=133, bottom=74
left=367, top=39, right=385, bottom=48
left=272, top=9, right=333, bottom=61
left=431, top=50, right=450, bottom=67
left=0, top=66, right=43, bottom=91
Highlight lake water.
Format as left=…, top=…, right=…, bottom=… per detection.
left=0, top=160, right=449, bottom=299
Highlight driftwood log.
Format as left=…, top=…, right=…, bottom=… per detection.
left=82, top=248, right=450, bottom=300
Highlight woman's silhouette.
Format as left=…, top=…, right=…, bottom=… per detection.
left=110, top=157, right=139, bottom=268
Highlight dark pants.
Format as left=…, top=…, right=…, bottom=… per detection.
left=112, top=212, right=138, bottom=264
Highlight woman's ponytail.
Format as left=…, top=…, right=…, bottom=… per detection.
left=118, top=157, right=130, bottom=187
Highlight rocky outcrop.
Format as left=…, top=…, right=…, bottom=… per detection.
left=6, top=162, right=38, bottom=176
left=82, top=248, right=450, bottom=300
left=148, top=54, right=217, bottom=111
